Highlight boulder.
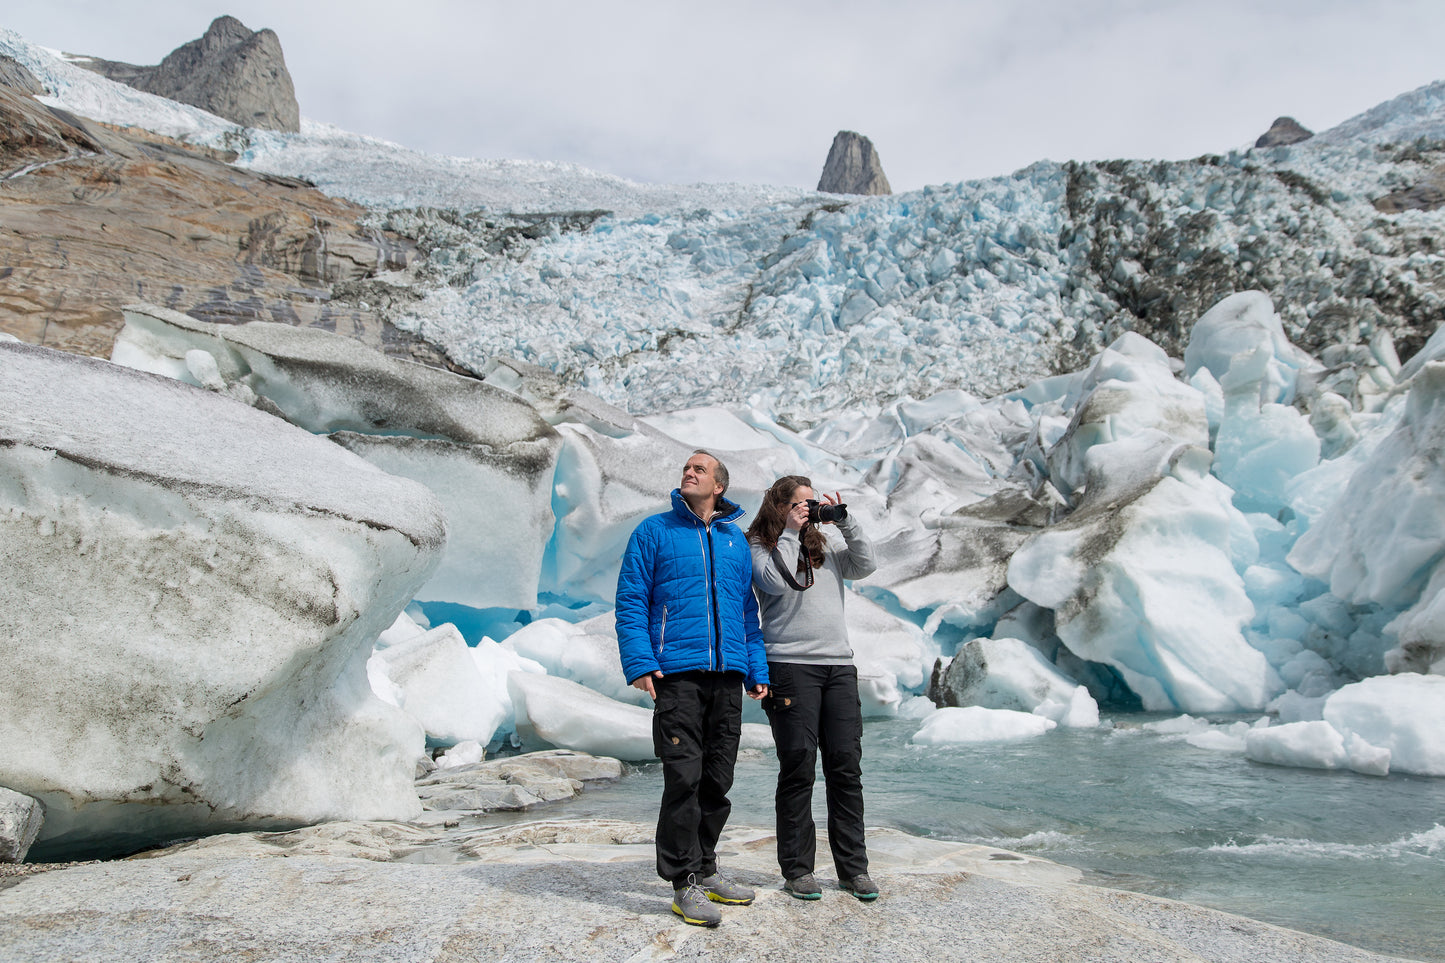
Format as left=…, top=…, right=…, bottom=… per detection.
left=932, top=637, right=1081, bottom=712
left=110, top=303, right=562, bottom=609
left=0, top=788, right=44, bottom=863
left=75, top=16, right=300, bottom=132
left=0, top=341, right=447, bottom=858
left=817, top=130, right=892, bottom=195
left=1254, top=116, right=1313, bottom=148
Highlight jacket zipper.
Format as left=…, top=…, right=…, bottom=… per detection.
left=659, top=604, right=668, bottom=654
left=706, top=522, right=723, bottom=672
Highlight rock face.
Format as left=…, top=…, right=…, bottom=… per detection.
left=1373, top=166, right=1445, bottom=213
left=76, top=16, right=299, bottom=132
left=0, top=341, right=448, bottom=859
left=1255, top=116, right=1314, bottom=148
left=0, top=81, right=435, bottom=366
left=0, top=55, right=42, bottom=93
left=0, top=818, right=1407, bottom=963
left=817, top=130, right=892, bottom=195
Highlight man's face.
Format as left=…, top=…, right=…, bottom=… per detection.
left=680, top=455, right=723, bottom=500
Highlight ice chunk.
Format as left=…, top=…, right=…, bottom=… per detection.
left=111, top=303, right=561, bottom=610
left=1034, top=685, right=1101, bottom=729
left=846, top=592, right=933, bottom=716
left=370, top=624, right=506, bottom=747
left=931, top=637, right=1086, bottom=720
left=501, top=613, right=644, bottom=707
left=1245, top=721, right=1352, bottom=770
left=1323, top=674, right=1445, bottom=776
left=911, top=706, right=1057, bottom=745
left=435, top=741, right=486, bottom=769
left=0, top=342, right=444, bottom=856
left=508, top=672, right=773, bottom=761
left=1010, top=439, right=1279, bottom=712
left=1184, top=292, right=1319, bottom=405
left=0, top=788, right=44, bottom=863
left=1289, top=364, right=1445, bottom=673
left=1047, top=333, right=1210, bottom=498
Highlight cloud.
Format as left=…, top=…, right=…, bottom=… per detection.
left=7, top=0, right=1445, bottom=191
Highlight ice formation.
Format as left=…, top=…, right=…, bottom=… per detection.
left=0, top=342, right=444, bottom=855
left=111, top=304, right=561, bottom=611
left=912, top=706, right=1058, bottom=745
left=5, top=22, right=1445, bottom=848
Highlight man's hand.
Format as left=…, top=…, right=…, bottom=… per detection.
left=747, top=684, right=769, bottom=701
left=632, top=670, right=663, bottom=699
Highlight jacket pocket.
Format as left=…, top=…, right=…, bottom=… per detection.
left=659, top=604, right=668, bottom=654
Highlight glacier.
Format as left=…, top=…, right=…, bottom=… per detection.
left=6, top=24, right=1445, bottom=870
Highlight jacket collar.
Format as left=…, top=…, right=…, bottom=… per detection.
left=671, top=488, right=745, bottom=526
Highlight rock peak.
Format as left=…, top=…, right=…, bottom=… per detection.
left=75, top=15, right=300, bottom=132
left=1255, top=116, right=1313, bottom=148
left=817, top=130, right=892, bottom=196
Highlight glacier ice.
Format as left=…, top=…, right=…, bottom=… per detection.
left=111, top=303, right=561, bottom=611
left=0, top=342, right=444, bottom=855
left=8, top=19, right=1445, bottom=801
left=912, top=706, right=1057, bottom=745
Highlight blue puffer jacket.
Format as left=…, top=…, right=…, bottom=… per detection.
left=615, top=490, right=768, bottom=689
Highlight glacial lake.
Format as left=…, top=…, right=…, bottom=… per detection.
left=540, top=715, right=1445, bottom=962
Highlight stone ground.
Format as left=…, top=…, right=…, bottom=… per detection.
left=0, top=817, right=1420, bottom=963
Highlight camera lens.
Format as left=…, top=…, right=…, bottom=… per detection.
left=806, top=499, right=847, bottom=523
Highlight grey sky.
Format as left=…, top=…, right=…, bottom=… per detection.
left=9, top=1, right=1445, bottom=191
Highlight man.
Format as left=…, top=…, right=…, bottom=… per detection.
left=615, top=449, right=770, bottom=927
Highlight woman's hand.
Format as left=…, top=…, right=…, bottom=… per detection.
left=785, top=498, right=810, bottom=531
left=819, top=491, right=843, bottom=524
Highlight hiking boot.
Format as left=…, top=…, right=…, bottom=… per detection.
left=698, top=871, right=755, bottom=905
left=841, top=873, right=879, bottom=901
left=783, top=873, right=822, bottom=900
left=672, top=875, right=722, bottom=927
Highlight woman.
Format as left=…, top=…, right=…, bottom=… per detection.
left=746, top=475, right=879, bottom=901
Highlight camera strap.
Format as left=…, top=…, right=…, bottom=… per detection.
left=775, top=534, right=814, bottom=592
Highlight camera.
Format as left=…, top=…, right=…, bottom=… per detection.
left=807, top=499, right=847, bottom=524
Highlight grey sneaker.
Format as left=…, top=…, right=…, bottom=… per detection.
left=783, top=873, right=822, bottom=900
left=672, top=875, right=722, bottom=927
left=698, top=871, right=755, bottom=905
left=841, top=873, right=879, bottom=901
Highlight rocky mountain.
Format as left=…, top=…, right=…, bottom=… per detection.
left=73, top=15, right=299, bottom=132
left=817, top=129, right=892, bottom=195
left=0, top=70, right=456, bottom=367
left=1255, top=115, right=1314, bottom=148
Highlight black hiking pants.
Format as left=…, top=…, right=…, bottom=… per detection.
left=652, top=670, right=744, bottom=886
left=764, top=661, right=868, bottom=881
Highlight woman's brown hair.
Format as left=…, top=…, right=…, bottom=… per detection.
left=746, top=475, right=827, bottom=572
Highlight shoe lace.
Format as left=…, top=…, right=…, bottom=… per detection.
left=680, top=873, right=707, bottom=904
